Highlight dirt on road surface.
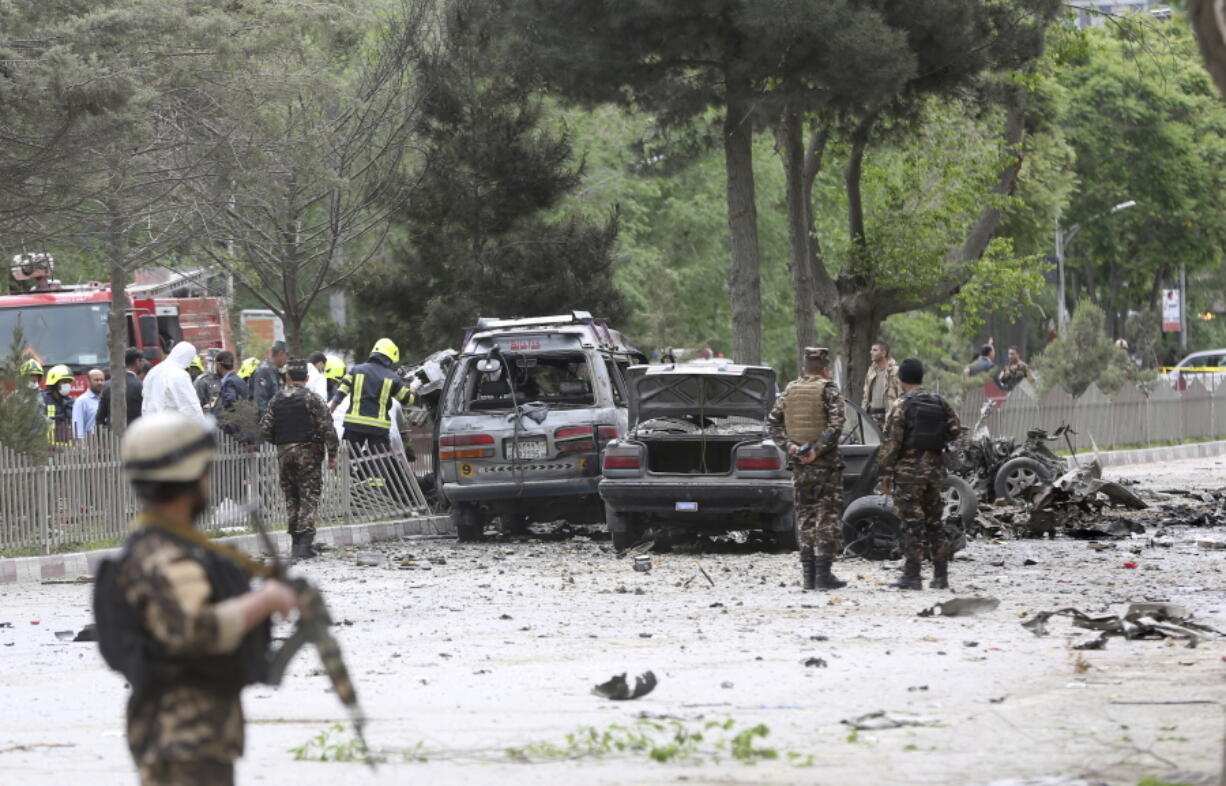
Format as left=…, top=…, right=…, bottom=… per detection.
left=1, top=459, right=1223, bottom=786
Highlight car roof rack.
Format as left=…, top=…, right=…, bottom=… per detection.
left=472, top=311, right=594, bottom=332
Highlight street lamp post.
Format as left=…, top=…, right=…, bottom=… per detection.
left=1055, top=199, right=1137, bottom=335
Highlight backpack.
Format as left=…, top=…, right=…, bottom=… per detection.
left=903, top=393, right=949, bottom=452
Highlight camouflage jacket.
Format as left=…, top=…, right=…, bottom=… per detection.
left=877, top=386, right=961, bottom=484
left=861, top=359, right=901, bottom=413
left=114, top=522, right=250, bottom=765
left=766, top=375, right=845, bottom=466
left=259, top=385, right=339, bottom=459
left=997, top=361, right=1032, bottom=392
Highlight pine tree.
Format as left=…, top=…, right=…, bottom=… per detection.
left=0, top=323, right=49, bottom=461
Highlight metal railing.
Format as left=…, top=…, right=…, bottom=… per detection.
left=0, top=432, right=432, bottom=555
left=959, top=378, right=1226, bottom=452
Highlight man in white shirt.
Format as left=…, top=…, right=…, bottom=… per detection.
left=72, top=368, right=106, bottom=439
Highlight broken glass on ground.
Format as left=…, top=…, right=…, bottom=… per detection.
left=1021, top=602, right=1224, bottom=649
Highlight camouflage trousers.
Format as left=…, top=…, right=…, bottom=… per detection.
left=869, top=411, right=887, bottom=432
left=894, top=478, right=949, bottom=564
left=139, top=760, right=234, bottom=786
left=128, top=686, right=242, bottom=781
left=792, top=462, right=843, bottom=558
left=278, top=444, right=324, bottom=537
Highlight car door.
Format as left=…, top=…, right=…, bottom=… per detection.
left=839, top=399, right=882, bottom=502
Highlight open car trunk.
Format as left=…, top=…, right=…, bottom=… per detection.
left=640, top=435, right=746, bottom=475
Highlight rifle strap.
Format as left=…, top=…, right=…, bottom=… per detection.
left=134, top=511, right=273, bottom=578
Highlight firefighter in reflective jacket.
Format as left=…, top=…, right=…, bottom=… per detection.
left=328, top=339, right=413, bottom=485
left=42, top=364, right=76, bottom=446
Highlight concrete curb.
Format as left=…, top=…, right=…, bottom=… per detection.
left=1095, top=439, right=1226, bottom=468
left=0, top=514, right=454, bottom=586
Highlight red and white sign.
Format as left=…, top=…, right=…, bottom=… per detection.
left=1162, top=289, right=1181, bottom=332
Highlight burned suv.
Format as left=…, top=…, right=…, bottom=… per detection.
left=598, top=362, right=798, bottom=550
left=437, top=312, right=645, bottom=540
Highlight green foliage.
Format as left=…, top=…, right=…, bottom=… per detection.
left=505, top=718, right=806, bottom=767
left=1033, top=300, right=1151, bottom=395
left=0, top=322, right=49, bottom=461
left=289, top=723, right=370, bottom=763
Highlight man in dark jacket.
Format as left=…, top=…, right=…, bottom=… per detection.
left=97, top=348, right=145, bottom=430
left=328, top=338, right=412, bottom=456
left=251, top=341, right=288, bottom=420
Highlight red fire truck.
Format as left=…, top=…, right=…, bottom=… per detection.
left=1, top=254, right=232, bottom=395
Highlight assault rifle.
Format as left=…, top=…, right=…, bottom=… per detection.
left=242, top=501, right=375, bottom=768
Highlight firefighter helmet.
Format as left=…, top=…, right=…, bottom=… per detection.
left=19, top=357, right=43, bottom=378
left=371, top=338, right=399, bottom=364
left=238, top=357, right=259, bottom=379
left=324, top=356, right=346, bottom=381
left=44, top=365, right=73, bottom=387
left=189, top=355, right=206, bottom=374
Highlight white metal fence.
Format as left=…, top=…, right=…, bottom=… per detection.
left=0, top=432, right=432, bottom=555
left=959, top=378, right=1226, bottom=451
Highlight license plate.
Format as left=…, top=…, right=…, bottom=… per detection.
left=675, top=501, right=698, bottom=512
left=506, top=437, right=547, bottom=460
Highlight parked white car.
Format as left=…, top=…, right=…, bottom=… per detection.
left=1165, top=348, right=1226, bottom=391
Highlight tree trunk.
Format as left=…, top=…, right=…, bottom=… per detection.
left=107, top=209, right=129, bottom=436
left=283, top=308, right=303, bottom=357
left=722, top=73, right=763, bottom=365
left=838, top=297, right=882, bottom=402
left=777, top=107, right=816, bottom=367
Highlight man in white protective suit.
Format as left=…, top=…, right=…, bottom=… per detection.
left=141, top=341, right=206, bottom=423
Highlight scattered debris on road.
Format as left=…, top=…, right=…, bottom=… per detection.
left=917, top=597, right=1000, bottom=618
left=592, top=670, right=658, bottom=700
left=842, top=711, right=941, bottom=731
left=1022, top=602, right=1225, bottom=649
left=633, top=555, right=652, bottom=572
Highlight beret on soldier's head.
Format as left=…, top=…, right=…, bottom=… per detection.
left=285, top=358, right=309, bottom=381
left=898, top=357, right=924, bottom=384
left=803, top=347, right=830, bottom=366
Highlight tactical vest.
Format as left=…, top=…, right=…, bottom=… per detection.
left=272, top=391, right=312, bottom=445
left=93, top=528, right=271, bottom=699
left=783, top=377, right=829, bottom=443
left=902, top=392, right=949, bottom=452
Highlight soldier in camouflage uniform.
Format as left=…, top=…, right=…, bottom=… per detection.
left=767, top=347, right=848, bottom=590
left=861, top=341, right=901, bottom=431
left=877, top=358, right=961, bottom=590
left=260, top=358, right=338, bottom=560
left=93, top=412, right=299, bottom=786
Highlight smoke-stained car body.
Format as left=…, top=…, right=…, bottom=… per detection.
left=436, top=312, right=645, bottom=540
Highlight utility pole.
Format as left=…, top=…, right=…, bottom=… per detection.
left=1180, top=263, right=1188, bottom=351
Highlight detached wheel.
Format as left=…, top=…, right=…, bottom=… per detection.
left=771, top=509, right=799, bottom=553
left=941, top=475, right=977, bottom=526
left=606, top=505, right=644, bottom=552
left=841, top=495, right=902, bottom=561
left=452, top=502, right=486, bottom=542
left=993, top=458, right=1051, bottom=503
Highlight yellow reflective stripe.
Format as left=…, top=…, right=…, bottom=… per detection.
left=394, top=385, right=413, bottom=404
left=343, top=413, right=391, bottom=428
left=349, top=375, right=364, bottom=417
left=377, top=379, right=392, bottom=423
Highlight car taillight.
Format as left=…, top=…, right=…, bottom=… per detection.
left=555, top=426, right=596, bottom=454
left=439, top=433, right=495, bottom=460
left=597, top=426, right=619, bottom=440
left=603, top=444, right=643, bottom=471
left=737, top=456, right=782, bottom=471
left=736, top=445, right=783, bottom=472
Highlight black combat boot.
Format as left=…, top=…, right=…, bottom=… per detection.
left=801, top=554, right=817, bottom=591
left=814, top=557, right=847, bottom=590
left=889, top=560, right=923, bottom=590
left=292, top=532, right=315, bottom=560
left=929, top=561, right=950, bottom=590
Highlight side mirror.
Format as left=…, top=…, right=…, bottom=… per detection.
left=476, top=358, right=501, bottom=374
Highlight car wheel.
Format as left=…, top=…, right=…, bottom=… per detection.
left=606, top=505, right=643, bottom=552
left=841, top=495, right=902, bottom=561
left=941, top=475, right=977, bottom=526
left=772, top=509, right=799, bottom=553
left=452, top=502, right=485, bottom=542
left=993, top=457, right=1051, bottom=503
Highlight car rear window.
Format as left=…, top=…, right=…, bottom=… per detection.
left=456, top=352, right=596, bottom=412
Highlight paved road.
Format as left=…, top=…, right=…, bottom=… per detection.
left=1, top=460, right=1223, bottom=785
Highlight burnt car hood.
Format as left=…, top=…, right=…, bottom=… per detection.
left=625, top=363, right=776, bottom=428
